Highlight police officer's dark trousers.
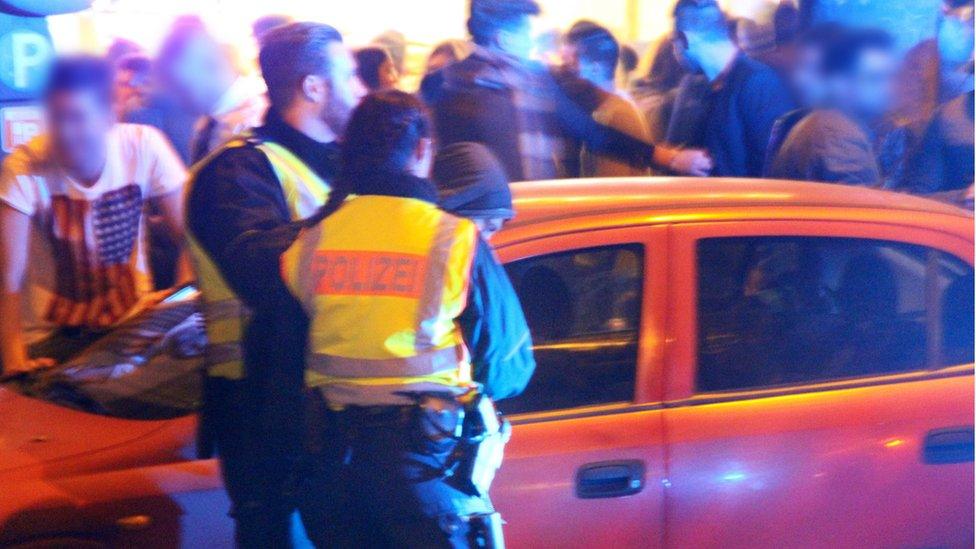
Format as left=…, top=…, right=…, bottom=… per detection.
left=206, top=377, right=302, bottom=548
left=300, top=395, right=494, bottom=548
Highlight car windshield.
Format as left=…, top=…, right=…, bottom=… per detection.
left=5, top=286, right=205, bottom=420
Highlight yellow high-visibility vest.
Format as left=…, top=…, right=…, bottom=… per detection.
left=282, top=194, right=479, bottom=407
left=185, top=137, right=331, bottom=380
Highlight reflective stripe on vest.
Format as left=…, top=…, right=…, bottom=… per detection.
left=186, top=135, right=330, bottom=379
left=283, top=195, right=479, bottom=406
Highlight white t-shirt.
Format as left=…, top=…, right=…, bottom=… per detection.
left=0, top=123, right=187, bottom=343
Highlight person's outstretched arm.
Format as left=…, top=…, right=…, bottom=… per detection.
left=551, top=70, right=712, bottom=176
left=0, top=205, right=49, bottom=373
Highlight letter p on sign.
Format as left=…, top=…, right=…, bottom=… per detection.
left=0, top=30, right=52, bottom=92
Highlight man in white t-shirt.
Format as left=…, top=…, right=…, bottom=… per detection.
left=0, top=56, right=189, bottom=374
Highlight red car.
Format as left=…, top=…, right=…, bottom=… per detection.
left=2, top=179, right=973, bottom=548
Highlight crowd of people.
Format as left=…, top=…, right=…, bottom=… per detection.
left=0, top=0, right=972, bottom=546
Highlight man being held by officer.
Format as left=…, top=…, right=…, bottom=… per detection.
left=184, top=22, right=364, bottom=548
left=283, top=90, right=535, bottom=548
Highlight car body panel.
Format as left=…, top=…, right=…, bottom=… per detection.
left=662, top=371, right=974, bottom=548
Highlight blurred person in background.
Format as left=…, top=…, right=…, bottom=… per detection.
left=123, top=19, right=206, bottom=164
left=563, top=21, right=651, bottom=177
left=105, top=37, right=143, bottom=67
left=154, top=22, right=267, bottom=164
left=667, top=0, right=794, bottom=177
left=763, top=23, right=845, bottom=172
left=252, top=13, right=294, bottom=45
left=355, top=45, right=400, bottom=91
left=895, top=88, right=974, bottom=197
left=424, top=39, right=471, bottom=76
left=631, top=35, right=694, bottom=144
left=895, top=0, right=974, bottom=130
left=0, top=56, right=188, bottom=375
left=115, top=52, right=187, bottom=289
left=766, top=29, right=897, bottom=186
left=114, top=53, right=153, bottom=118
left=619, top=43, right=640, bottom=88
left=422, top=0, right=711, bottom=182
left=373, top=29, right=408, bottom=76
left=185, top=21, right=365, bottom=547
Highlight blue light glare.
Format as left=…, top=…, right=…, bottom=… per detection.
left=721, top=471, right=747, bottom=482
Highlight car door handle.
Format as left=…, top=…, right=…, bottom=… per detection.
left=575, top=460, right=645, bottom=499
left=923, top=427, right=974, bottom=464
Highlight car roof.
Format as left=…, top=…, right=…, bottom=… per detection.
left=507, top=178, right=972, bottom=228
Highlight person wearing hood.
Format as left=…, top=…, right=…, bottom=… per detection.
left=433, top=141, right=514, bottom=240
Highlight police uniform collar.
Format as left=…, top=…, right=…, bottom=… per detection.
left=353, top=171, right=440, bottom=205
left=255, top=110, right=341, bottom=182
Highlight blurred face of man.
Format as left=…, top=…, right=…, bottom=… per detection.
left=114, top=68, right=150, bottom=113
left=378, top=57, right=400, bottom=90
left=168, top=34, right=235, bottom=115
left=46, top=89, right=113, bottom=182
left=791, top=44, right=827, bottom=108
left=426, top=52, right=454, bottom=75
left=321, top=41, right=367, bottom=135
left=498, top=15, right=535, bottom=60
left=830, top=47, right=896, bottom=121
left=671, top=32, right=702, bottom=73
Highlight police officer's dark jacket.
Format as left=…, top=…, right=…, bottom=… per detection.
left=186, top=110, right=339, bottom=456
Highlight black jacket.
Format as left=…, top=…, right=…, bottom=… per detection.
left=670, top=54, right=795, bottom=177
left=186, top=112, right=340, bottom=456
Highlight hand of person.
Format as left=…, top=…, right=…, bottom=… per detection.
left=5, top=356, right=56, bottom=376
left=667, top=148, right=713, bottom=177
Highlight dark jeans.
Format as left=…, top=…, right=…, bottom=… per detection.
left=301, top=395, right=494, bottom=548
left=205, top=377, right=304, bottom=549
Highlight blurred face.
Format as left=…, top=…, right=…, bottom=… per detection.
left=791, top=44, right=827, bottom=107
left=849, top=48, right=897, bottom=120
left=114, top=68, right=150, bottom=113
left=938, top=6, right=975, bottom=66
left=167, top=34, right=234, bottom=115
left=378, top=57, right=400, bottom=90
left=46, top=89, right=113, bottom=181
left=498, top=15, right=535, bottom=60
left=322, top=41, right=367, bottom=136
left=671, top=32, right=702, bottom=73
left=426, top=52, right=454, bottom=75
left=473, top=217, right=507, bottom=241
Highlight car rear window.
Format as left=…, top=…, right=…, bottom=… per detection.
left=696, top=237, right=974, bottom=392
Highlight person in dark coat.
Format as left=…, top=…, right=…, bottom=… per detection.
left=667, top=0, right=794, bottom=177
left=766, top=29, right=898, bottom=186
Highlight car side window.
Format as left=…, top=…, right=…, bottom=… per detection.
left=696, top=237, right=974, bottom=392
left=500, top=245, right=643, bottom=415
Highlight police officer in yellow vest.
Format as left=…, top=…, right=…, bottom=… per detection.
left=184, top=23, right=365, bottom=548
left=283, top=91, right=535, bottom=547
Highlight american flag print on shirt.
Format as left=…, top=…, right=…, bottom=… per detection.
left=44, top=184, right=143, bottom=328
